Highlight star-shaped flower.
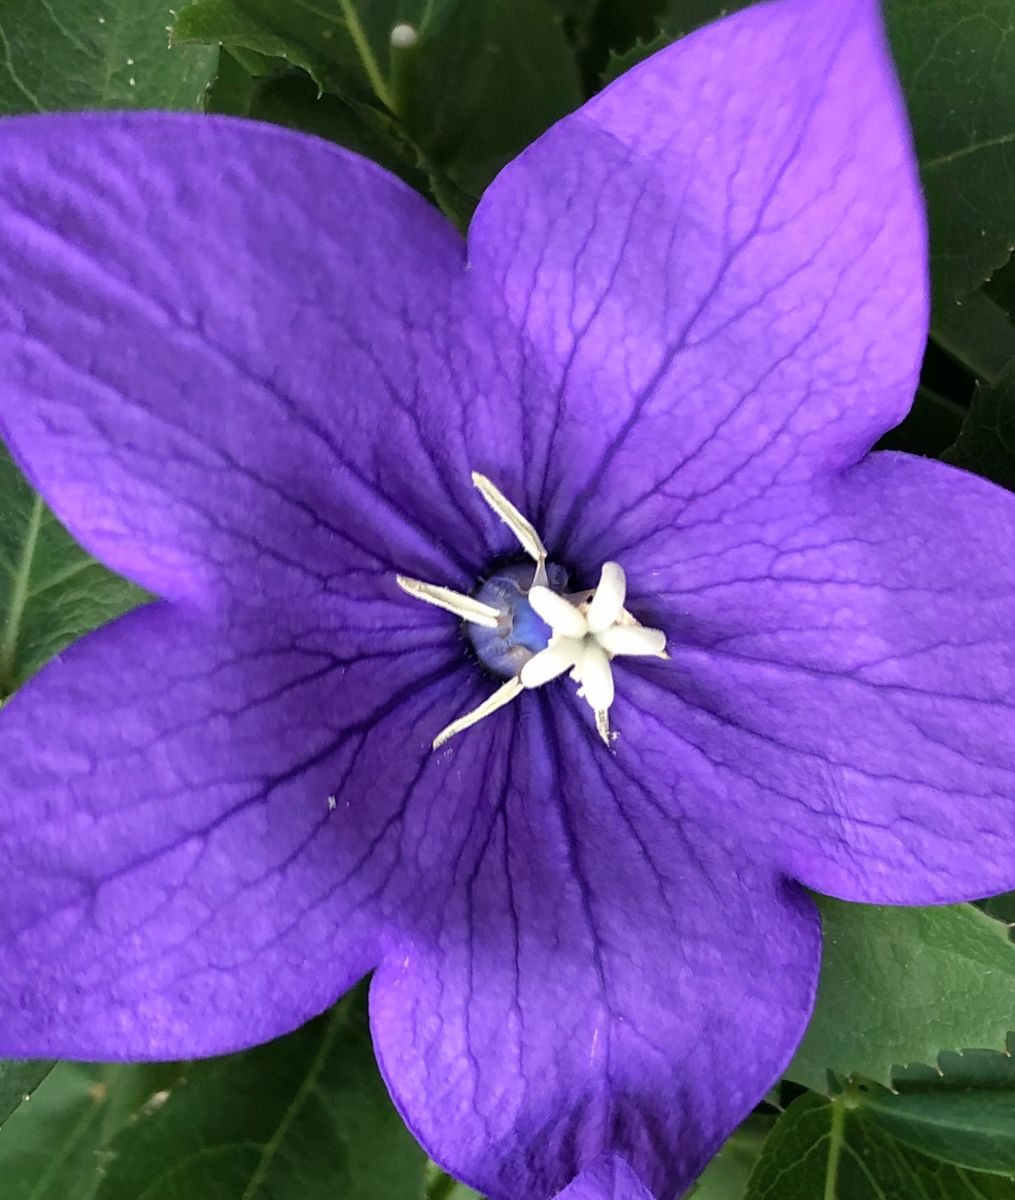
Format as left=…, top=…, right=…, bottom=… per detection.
left=1, top=1, right=1014, bottom=1197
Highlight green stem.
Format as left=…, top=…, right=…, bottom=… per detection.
left=824, top=1099, right=846, bottom=1200
left=0, top=491, right=42, bottom=696
left=336, top=0, right=396, bottom=112
left=426, top=1170, right=459, bottom=1200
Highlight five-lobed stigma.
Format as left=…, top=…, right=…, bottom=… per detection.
left=396, top=473, right=667, bottom=751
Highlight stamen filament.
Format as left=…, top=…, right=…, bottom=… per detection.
left=433, top=677, right=524, bottom=750
left=395, top=576, right=501, bottom=628
left=472, top=472, right=548, bottom=583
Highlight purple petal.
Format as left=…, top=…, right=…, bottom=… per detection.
left=554, top=1157, right=655, bottom=1200
left=370, top=699, right=820, bottom=1200
left=468, top=0, right=927, bottom=572
left=0, top=112, right=526, bottom=607
left=0, top=599, right=481, bottom=1057
left=618, top=455, right=1015, bottom=904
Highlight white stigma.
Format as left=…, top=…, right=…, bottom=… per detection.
left=522, top=562, right=666, bottom=744
left=390, top=23, right=419, bottom=49
left=395, top=475, right=667, bottom=750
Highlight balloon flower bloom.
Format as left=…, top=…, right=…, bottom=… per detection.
left=1, top=0, right=1013, bottom=1196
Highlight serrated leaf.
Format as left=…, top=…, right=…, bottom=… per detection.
left=0, top=1061, right=54, bottom=1129
left=854, top=1045, right=1015, bottom=1176
left=174, top=0, right=580, bottom=209
left=567, top=0, right=664, bottom=89
left=246, top=71, right=433, bottom=197
left=745, top=1092, right=1015, bottom=1200
left=174, top=0, right=376, bottom=102
left=0, top=0, right=217, bottom=116
left=787, top=898, right=1015, bottom=1092
left=601, top=31, right=668, bottom=86
left=0, top=1062, right=180, bottom=1200
left=95, top=986, right=426, bottom=1200
left=943, top=357, right=1015, bottom=491
left=0, top=445, right=146, bottom=698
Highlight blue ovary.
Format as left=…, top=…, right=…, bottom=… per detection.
left=467, top=561, right=569, bottom=678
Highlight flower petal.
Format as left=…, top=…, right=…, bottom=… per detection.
left=0, top=112, right=520, bottom=608
left=554, top=1157, right=655, bottom=1200
left=626, top=455, right=1015, bottom=904
left=468, top=0, right=926, bottom=571
left=0, top=601, right=478, bottom=1057
left=370, top=699, right=819, bottom=1200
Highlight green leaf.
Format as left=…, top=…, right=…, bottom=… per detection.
left=203, top=48, right=273, bottom=116
left=890, top=0, right=1015, bottom=306
left=0, top=1062, right=54, bottom=1129
left=245, top=70, right=433, bottom=198
left=602, top=31, right=668, bottom=86
left=745, top=1092, right=1015, bottom=1200
left=568, top=0, right=664, bottom=90
left=174, top=0, right=581, bottom=207
left=0, top=0, right=217, bottom=116
left=943, top=358, right=1015, bottom=491
left=689, top=1114, right=773, bottom=1199
left=988, top=256, right=1015, bottom=321
left=0, top=1062, right=180, bottom=1200
left=395, top=0, right=582, bottom=200
left=854, top=1045, right=1015, bottom=1176
left=424, top=1163, right=481, bottom=1199
left=979, top=891, right=1015, bottom=924
left=95, top=986, right=426, bottom=1200
left=932, top=291, right=1015, bottom=386
left=174, top=0, right=384, bottom=104
left=0, top=445, right=146, bottom=698
left=874, top=386, right=966, bottom=457
left=787, top=898, right=1015, bottom=1092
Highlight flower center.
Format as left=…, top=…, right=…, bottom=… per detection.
left=396, top=474, right=667, bottom=750
left=467, top=560, right=566, bottom=678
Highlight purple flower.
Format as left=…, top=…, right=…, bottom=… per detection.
left=1, top=0, right=1013, bottom=1196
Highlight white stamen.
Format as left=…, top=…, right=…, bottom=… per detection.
left=598, top=624, right=666, bottom=658
left=395, top=575, right=500, bottom=628
left=396, top=473, right=668, bottom=749
left=586, top=561, right=626, bottom=633
left=577, top=641, right=615, bottom=712
left=433, top=677, right=523, bottom=750
left=472, top=472, right=548, bottom=579
left=528, top=586, right=587, bottom=640
left=520, top=638, right=583, bottom=689
left=390, top=22, right=419, bottom=48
